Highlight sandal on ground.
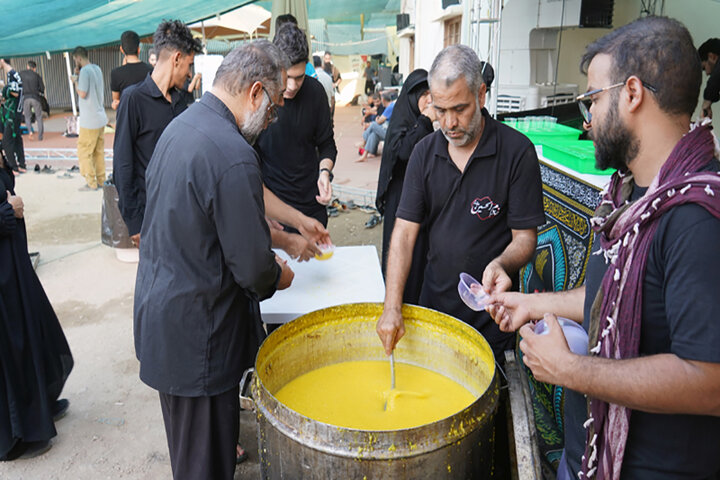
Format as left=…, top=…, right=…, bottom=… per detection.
left=365, top=214, right=382, bottom=229
left=236, top=443, right=248, bottom=464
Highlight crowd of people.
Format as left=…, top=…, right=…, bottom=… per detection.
left=1, top=11, right=719, bottom=480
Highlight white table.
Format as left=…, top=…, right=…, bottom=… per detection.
left=260, top=245, right=386, bottom=324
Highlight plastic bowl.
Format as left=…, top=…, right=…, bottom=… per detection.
left=315, top=244, right=335, bottom=261
left=458, top=272, right=489, bottom=312
left=534, top=317, right=588, bottom=355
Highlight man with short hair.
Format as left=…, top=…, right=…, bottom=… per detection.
left=110, top=30, right=152, bottom=110
left=20, top=60, right=45, bottom=141
left=376, top=44, right=544, bottom=362
left=113, top=20, right=202, bottom=246
left=323, top=51, right=341, bottom=91
left=356, top=91, right=395, bottom=162
left=257, top=23, right=337, bottom=229
left=72, top=47, right=107, bottom=190
left=364, top=60, right=376, bottom=95
left=135, top=39, right=294, bottom=480
left=488, top=17, right=720, bottom=479
left=0, top=58, right=26, bottom=174
left=698, top=37, right=720, bottom=119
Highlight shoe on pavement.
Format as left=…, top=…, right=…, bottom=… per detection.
left=52, top=399, right=70, bottom=421
left=78, top=185, right=98, bottom=192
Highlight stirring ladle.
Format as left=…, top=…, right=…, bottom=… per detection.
left=383, top=352, right=396, bottom=411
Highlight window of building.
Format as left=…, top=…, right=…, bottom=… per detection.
left=444, top=17, right=461, bottom=47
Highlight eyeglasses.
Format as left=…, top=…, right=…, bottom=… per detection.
left=261, top=86, right=279, bottom=123
left=576, top=79, right=657, bottom=124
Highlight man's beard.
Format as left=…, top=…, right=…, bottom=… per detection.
left=241, top=95, right=271, bottom=145
left=442, top=100, right=483, bottom=147
left=592, top=96, right=639, bottom=172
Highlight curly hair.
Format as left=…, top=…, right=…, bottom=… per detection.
left=273, top=22, right=308, bottom=67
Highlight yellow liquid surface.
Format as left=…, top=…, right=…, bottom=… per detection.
left=314, top=250, right=334, bottom=260
left=274, top=360, right=476, bottom=430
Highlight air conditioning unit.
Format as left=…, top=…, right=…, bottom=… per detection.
left=496, top=84, right=578, bottom=113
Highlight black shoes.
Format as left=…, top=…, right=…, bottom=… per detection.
left=52, top=398, right=70, bottom=421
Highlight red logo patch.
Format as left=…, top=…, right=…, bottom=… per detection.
left=470, top=197, right=500, bottom=220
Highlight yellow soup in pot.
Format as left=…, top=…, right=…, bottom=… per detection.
left=274, top=360, right=476, bottom=430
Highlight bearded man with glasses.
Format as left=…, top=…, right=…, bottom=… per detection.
left=134, top=40, right=296, bottom=480
left=488, top=16, right=720, bottom=480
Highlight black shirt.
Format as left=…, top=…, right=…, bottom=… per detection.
left=396, top=109, right=545, bottom=357
left=113, top=74, right=188, bottom=235
left=256, top=76, right=337, bottom=222
left=704, top=61, right=720, bottom=104
left=18, top=69, right=43, bottom=101
left=110, top=62, right=152, bottom=96
left=564, top=159, right=720, bottom=479
left=134, top=92, right=280, bottom=397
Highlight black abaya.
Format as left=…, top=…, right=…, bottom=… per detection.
left=375, top=69, right=434, bottom=303
left=0, top=162, right=73, bottom=460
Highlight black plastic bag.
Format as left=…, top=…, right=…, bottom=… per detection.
left=101, top=181, right=133, bottom=248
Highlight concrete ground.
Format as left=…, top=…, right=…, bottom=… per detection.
left=0, top=105, right=383, bottom=479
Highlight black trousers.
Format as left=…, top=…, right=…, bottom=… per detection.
left=159, top=385, right=239, bottom=480
left=2, top=117, right=25, bottom=171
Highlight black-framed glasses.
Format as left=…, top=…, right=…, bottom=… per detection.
left=261, top=86, right=279, bottom=123
left=576, top=79, right=657, bottom=124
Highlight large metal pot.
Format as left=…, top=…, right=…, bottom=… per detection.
left=244, top=303, right=499, bottom=479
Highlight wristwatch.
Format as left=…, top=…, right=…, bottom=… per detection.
left=320, top=167, right=334, bottom=182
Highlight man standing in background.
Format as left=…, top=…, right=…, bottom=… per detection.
left=314, top=55, right=334, bottom=111
left=110, top=30, right=152, bottom=110
left=113, top=20, right=202, bottom=246
left=20, top=60, right=45, bottom=141
left=698, top=38, right=720, bottom=119
left=72, top=46, right=108, bottom=191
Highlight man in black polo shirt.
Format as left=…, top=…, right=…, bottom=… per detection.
left=135, top=40, right=294, bottom=480
left=376, top=44, right=544, bottom=361
left=487, top=17, right=720, bottom=479
left=110, top=30, right=152, bottom=110
left=698, top=37, right=720, bottom=119
left=113, top=20, right=202, bottom=247
left=256, top=22, right=337, bottom=228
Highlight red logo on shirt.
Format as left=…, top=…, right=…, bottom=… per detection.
left=470, top=197, right=500, bottom=220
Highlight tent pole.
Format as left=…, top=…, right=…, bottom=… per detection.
left=63, top=52, right=77, bottom=117
left=201, top=21, right=208, bottom=54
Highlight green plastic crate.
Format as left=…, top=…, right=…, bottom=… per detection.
left=503, top=121, right=583, bottom=143
left=539, top=139, right=610, bottom=175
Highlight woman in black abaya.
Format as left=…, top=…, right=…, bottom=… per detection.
left=0, top=153, right=73, bottom=460
left=375, top=69, right=435, bottom=303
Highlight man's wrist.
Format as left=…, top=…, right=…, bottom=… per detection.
left=320, top=167, right=334, bottom=182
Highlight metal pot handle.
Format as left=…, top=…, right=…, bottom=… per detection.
left=239, top=367, right=255, bottom=410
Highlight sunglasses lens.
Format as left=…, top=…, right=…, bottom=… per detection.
left=578, top=99, right=592, bottom=124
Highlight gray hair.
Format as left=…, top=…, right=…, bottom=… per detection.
left=213, top=40, right=290, bottom=97
left=428, top=44, right=485, bottom=93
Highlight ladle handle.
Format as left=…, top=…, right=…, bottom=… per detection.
left=239, top=367, right=255, bottom=410
left=390, top=352, right=395, bottom=389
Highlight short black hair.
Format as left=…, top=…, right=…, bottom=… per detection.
left=27, top=60, right=36, bottom=69
left=273, top=22, right=308, bottom=66
left=313, top=55, right=322, bottom=68
left=698, top=38, right=720, bottom=62
left=72, top=46, right=88, bottom=59
left=121, top=30, right=141, bottom=56
left=275, top=13, right=298, bottom=30
left=153, top=20, right=202, bottom=57
left=2, top=58, right=10, bottom=65
left=580, top=16, right=700, bottom=117
left=324, top=51, right=331, bottom=56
